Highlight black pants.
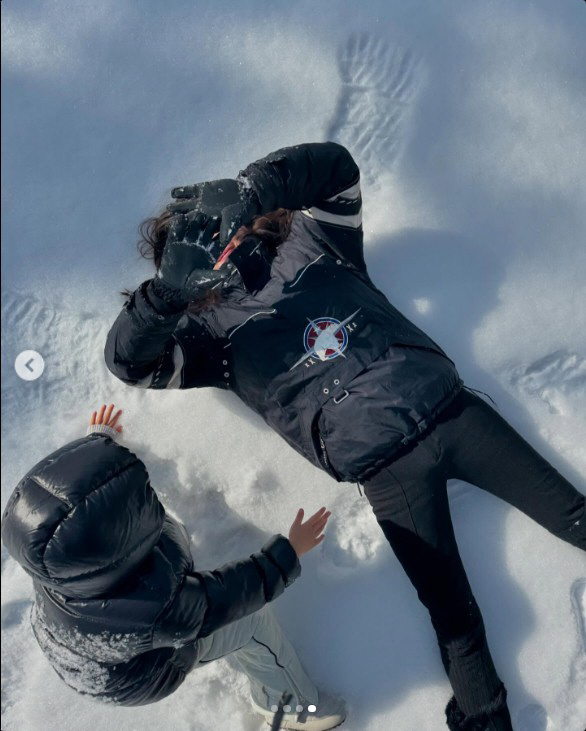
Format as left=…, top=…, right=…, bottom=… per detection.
left=363, top=390, right=585, bottom=717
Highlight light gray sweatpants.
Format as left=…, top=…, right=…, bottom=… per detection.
left=195, top=606, right=319, bottom=710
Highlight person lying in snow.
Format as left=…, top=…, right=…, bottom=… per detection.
left=0, top=404, right=346, bottom=731
left=105, top=141, right=586, bottom=731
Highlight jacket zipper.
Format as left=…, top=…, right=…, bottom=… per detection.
left=318, top=434, right=342, bottom=481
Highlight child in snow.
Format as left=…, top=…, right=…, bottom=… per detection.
left=105, top=142, right=586, bottom=730
left=1, top=404, right=346, bottom=731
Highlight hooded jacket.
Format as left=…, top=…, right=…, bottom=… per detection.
left=105, top=142, right=462, bottom=482
left=1, top=434, right=300, bottom=706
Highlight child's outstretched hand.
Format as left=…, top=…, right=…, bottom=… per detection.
left=88, top=404, right=123, bottom=437
left=288, top=507, right=331, bottom=557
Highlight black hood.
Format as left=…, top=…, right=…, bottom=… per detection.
left=1, top=435, right=165, bottom=599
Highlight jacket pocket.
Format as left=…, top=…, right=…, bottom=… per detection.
left=310, top=416, right=343, bottom=481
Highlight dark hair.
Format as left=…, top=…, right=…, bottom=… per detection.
left=244, top=208, right=294, bottom=248
left=137, top=210, right=173, bottom=270
left=126, top=208, right=294, bottom=311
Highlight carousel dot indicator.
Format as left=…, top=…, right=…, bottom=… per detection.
left=308, top=704, right=317, bottom=713
left=270, top=704, right=279, bottom=712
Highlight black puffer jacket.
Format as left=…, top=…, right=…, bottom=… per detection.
left=105, top=142, right=462, bottom=482
left=1, top=434, right=300, bottom=706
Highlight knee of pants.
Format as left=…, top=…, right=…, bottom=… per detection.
left=440, top=617, right=488, bottom=657
left=430, top=596, right=485, bottom=643
left=553, top=497, right=586, bottom=549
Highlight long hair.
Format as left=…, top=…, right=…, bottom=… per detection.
left=243, top=208, right=294, bottom=249
left=137, top=210, right=173, bottom=270
left=128, top=208, right=294, bottom=311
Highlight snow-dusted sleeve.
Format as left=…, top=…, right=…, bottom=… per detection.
left=105, top=281, right=222, bottom=390
left=241, top=142, right=365, bottom=270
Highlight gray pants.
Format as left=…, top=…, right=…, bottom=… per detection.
left=195, top=606, right=319, bottom=710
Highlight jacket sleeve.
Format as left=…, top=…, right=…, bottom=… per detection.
left=105, top=281, right=222, bottom=389
left=153, top=535, right=300, bottom=647
left=241, top=142, right=365, bottom=271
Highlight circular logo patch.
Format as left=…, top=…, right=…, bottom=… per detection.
left=303, top=317, right=349, bottom=361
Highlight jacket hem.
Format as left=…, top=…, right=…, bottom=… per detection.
left=349, top=380, right=465, bottom=484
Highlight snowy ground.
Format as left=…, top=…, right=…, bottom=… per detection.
left=2, top=1, right=585, bottom=730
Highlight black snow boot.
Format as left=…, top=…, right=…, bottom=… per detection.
left=445, top=685, right=513, bottom=731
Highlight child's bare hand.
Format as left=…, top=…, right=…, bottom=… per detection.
left=90, top=404, right=123, bottom=433
left=288, top=507, right=331, bottom=558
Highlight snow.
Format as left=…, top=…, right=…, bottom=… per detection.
left=1, top=1, right=585, bottom=730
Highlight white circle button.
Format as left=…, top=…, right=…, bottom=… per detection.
left=15, top=350, right=45, bottom=381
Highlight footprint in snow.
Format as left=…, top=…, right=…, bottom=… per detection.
left=570, top=578, right=586, bottom=655
left=535, top=580, right=586, bottom=731
left=1, top=289, right=110, bottom=420
left=327, top=31, right=423, bottom=185
left=319, top=494, right=385, bottom=572
left=508, top=349, right=586, bottom=416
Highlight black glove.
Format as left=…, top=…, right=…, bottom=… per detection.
left=167, top=178, right=262, bottom=246
left=155, top=212, right=227, bottom=303
left=216, top=191, right=262, bottom=246
left=167, top=178, right=242, bottom=216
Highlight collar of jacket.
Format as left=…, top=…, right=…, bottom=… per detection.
left=224, top=235, right=275, bottom=294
